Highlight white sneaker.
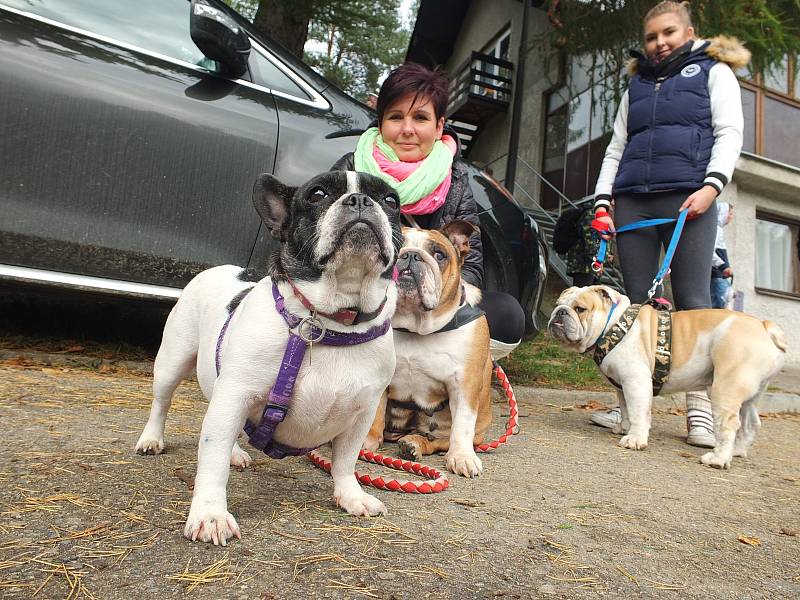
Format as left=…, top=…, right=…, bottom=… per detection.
left=589, top=407, right=622, bottom=429
left=686, top=426, right=716, bottom=448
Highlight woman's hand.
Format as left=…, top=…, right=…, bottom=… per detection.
left=679, top=185, right=717, bottom=219
left=593, top=209, right=615, bottom=240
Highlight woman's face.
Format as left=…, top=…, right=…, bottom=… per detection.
left=644, top=12, right=694, bottom=63
left=379, top=94, right=445, bottom=162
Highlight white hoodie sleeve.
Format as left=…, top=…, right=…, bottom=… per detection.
left=703, top=62, right=744, bottom=194
left=593, top=90, right=629, bottom=211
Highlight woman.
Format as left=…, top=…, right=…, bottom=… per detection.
left=589, top=1, right=750, bottom=447
left=332, top=62, right=525, bottom=359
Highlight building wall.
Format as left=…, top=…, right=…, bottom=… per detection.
left=724, top=154, right=800, bottom=366
left=444, top=1, right=560, bottom=207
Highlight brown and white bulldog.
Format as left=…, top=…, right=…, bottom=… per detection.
left=548, top=285, right=787, bottom=469
left=363, top=222, right=493, bottom=477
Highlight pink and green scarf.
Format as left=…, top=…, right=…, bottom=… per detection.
left=353, top=127, right=457, bottom=215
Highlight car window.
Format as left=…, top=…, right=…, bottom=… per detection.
left=2, top=0, right=216, bottom=70
left=248, top=46, right=312, bottom=100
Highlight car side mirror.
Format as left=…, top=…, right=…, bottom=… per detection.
left=190, top=0, right=251, bottom=78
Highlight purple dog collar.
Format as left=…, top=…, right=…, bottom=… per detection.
left=215, top=282, right=391, bottom=459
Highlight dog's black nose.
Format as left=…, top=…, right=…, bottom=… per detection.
left=401, top=250, right=422, bottom=262
left=343, top=193, right=373, bottom=211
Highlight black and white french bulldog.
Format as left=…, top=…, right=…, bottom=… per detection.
left=135, top=171, right=403, bottom=545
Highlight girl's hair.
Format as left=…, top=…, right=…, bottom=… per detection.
left=643, top=1, right=693, bottom=28
left=376, top=62, right=449, bottom=123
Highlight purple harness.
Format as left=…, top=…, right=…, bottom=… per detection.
left=215, top=281, right=391, bottom=459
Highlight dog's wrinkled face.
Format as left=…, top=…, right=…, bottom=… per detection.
left=253, top=171, right=403, bottom=281
left=395, top=221, right=477, bottom=313
left=548, top=285, right=623, bottom=352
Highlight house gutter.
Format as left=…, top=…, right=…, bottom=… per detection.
left=505, top=0, right=530, bottom=193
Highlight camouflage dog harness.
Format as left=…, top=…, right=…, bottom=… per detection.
left=593, top=303, right=672, bottom=396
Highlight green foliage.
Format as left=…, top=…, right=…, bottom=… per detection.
left=545, top=0, right=800, bottom=78
left=304, top=0, right=411, bottom=98
left=224, top=0, right=412, bottom=99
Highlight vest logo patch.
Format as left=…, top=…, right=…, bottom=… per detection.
left=681, top=64, right=701, bottom=78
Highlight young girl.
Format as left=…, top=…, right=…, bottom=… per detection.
left=590, top=1, right=750, bottom=447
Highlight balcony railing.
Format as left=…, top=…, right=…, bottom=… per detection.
left=446, top=51, right=514, bottom=128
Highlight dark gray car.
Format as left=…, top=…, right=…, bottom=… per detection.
left=0, top=0, right=547, bottom=335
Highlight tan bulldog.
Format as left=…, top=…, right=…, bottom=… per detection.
left=363, top=222, right=493, bottom=478
left=548, top=285, right=787, bottom=469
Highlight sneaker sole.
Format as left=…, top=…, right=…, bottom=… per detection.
left=686, top=435, right=716, bottom=449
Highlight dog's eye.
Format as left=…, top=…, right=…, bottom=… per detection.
left=574, top=306, right=586, bottom=313
left=433, top=248, right=447, bottom=262
left=308, top=187, right=327, bottom=202
left=383, top=194, right=399, bottom=210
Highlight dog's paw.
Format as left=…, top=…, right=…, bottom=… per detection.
left=732, top=443, right=749, bottom=458
left=618, top=434, right=648, bottom=451
left=361, top=434, right=383, bottom=453
left=446, top=450, right=483, bottom=478
left=230, top=444, right=253, bottom=469
left=397, top=438, right=421, bottom=461
left=335, top=490, right=387, bottom=517
left=184, top=509, right=241, bottom=546
left=135, top=431, right=164, bottom=455
left=700, top=451, right=731, bottom=470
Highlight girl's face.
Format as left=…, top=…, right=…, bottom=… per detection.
left=644, top=12, right=695, bottom=63
left=379, top=94, right=445, bottom=162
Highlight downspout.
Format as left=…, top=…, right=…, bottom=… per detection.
left=505, top=0, right=530, bottom=193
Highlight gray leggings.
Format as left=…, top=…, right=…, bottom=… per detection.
left=614, top=191, right=716, bottom=310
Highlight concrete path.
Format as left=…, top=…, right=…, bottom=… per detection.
left=0, top=360, right=798, bottom=599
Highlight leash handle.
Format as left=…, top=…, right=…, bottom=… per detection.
left=591, top=218, right=675, bottom=274
left=591, top=215, right=686, bottom=290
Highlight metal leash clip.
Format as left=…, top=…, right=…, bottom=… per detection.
left=647, top=268, right=672, bottom=299
left=647, top=279, right=662, bottom=300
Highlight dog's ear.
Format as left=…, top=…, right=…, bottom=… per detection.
left=594, top=285, right=618, bottom=305
left=252, top=174, right=296, bottom=240
left=440, top=220, right=479, bottom=257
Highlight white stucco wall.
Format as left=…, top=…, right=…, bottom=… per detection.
left=723, top=154, right=800, bottom=365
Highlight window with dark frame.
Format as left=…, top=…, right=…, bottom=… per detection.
left=755, top=212, right=800, bottom=296
left=740, top=54, right=800, bottom=169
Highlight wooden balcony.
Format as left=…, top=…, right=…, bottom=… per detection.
left=447, top=51, right=513, bottom=127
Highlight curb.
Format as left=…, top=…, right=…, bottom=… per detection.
left=3, top=349, right=799, bottom=414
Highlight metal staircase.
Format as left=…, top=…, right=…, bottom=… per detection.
left=502, top=156, right=625, bottom=291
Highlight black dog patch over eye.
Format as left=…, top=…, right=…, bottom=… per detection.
left=383, top=194, right=399, bottom=210
left=308, top=187, right=327, bottom=202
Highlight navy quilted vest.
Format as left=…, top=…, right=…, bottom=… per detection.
left=614, top=43, right=716, bottom=195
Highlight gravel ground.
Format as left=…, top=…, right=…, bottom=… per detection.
left=0, top=360, right=798, bottom=599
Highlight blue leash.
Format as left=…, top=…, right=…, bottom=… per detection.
left=592, top=210, right=689, bottom=299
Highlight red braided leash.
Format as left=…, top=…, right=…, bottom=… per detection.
left=307, top=363, right=520, bottom=493
left=475, top=363, right=520, bottom=452
left=307, top=449, right=450, bottom=494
